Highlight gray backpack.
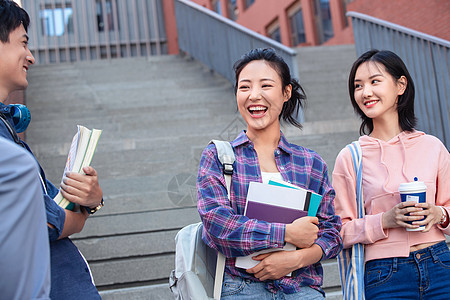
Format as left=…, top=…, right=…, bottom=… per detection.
left=169, top=140, right=235, bottom=300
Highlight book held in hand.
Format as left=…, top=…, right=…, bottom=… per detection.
left=267, top=178, right=322, bottom=217
left=53, top=125, right=102, bottom=210
left=235, top=180, right=322, bottom=272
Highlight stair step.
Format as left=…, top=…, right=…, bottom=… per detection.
left=99, top=283, right=173, bottom=300
left=295, top=45, right=358, bottom=123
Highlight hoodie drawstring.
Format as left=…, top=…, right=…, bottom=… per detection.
left=399, top=135, right=409, bottom=181
left=377, top=140, right=391, bottom=193
left=377, top=134, right=410, bottom=193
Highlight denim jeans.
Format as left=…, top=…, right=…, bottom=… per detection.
left=364, top=241, right=450, bottom=299
left=50, top=238, right=100, bottom=299
left=221, top=273, right=324, bottom=300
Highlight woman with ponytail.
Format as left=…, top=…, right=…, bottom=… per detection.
left=197, top=48, right=342, bottom=299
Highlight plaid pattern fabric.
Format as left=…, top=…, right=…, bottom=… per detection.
left=337, top=141, right=365, bottom=300
left=197, top=131, right=342, bottom=294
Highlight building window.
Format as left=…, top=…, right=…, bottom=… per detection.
left=40, top=2, right=73, bottom=36
left=267, top=21, right=281, bottom=43
left=343, top=0, right=354, bottom=26
left=314, top=0, right=334, bottom=43
left=96, top=0, right=117, bottom=32
left=228, top=0, right=238, bottom=20
left=290, top=8, right=306, bottom=45
left=211, top=0, right=222, bottom=15
left=245, top=0, right=255, bottom=9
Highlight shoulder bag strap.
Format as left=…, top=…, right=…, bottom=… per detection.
left=345, top=141, right=365, bottom=300
left=346, top=141, right=364, bottom=218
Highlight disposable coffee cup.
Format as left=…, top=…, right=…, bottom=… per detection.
left=398, top=178, right=427, bottom=231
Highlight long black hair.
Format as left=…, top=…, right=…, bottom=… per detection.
left=233, top=48, right=306, bottom=129
left=348, top=49, right=416, bottom=135
left=0, top=0, right=30, bottom=43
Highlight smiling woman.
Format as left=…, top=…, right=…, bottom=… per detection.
left=333, top=50, right=450, bottom=299
left=236, top=60, right=291, bottom=142
left=352, top=60, right=407, bottom=135
left=196, top=48, right=343, bottom=299
left=236, top=62, right=284, bottom=140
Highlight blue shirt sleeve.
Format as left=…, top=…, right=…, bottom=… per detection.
left=43, top=179, right=66, bottom=241
left=45, top=194, right=66, bottom=241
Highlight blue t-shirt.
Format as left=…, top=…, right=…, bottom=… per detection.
left=0, top=137, right=51, bottom=299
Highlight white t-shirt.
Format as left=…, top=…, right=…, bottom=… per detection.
left=261, top=171, right=283, bottom=184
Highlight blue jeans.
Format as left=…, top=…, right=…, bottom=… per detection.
left=221, top=273, right=324, bottom=300
left=364, top=241, right=450, bottom=299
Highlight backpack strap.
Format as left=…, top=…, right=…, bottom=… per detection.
left=210, top=140, right=235, bottom=300
left=211, top=139, right=235, bottom=199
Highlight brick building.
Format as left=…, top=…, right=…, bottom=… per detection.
left=189, top=0, right=449, bottom=47
left=347, top=0, right=449, bottom=40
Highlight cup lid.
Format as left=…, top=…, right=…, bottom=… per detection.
left=398, top=177, right=427, bottom=192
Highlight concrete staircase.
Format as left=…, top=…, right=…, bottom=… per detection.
left=25, top=45, right=360, bottom=299
left=291, top=44, right=360, bottom=174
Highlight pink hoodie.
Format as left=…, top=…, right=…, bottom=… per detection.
left=333, top=130, right=449, bottom=262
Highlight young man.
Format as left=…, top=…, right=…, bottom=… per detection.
left=0, top=1, right=104, bottom=298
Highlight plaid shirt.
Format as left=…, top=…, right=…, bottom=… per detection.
left=197, top=131, right=342, bottom=294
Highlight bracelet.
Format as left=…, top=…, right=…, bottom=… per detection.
left=438, top=206, right=447, bottom=225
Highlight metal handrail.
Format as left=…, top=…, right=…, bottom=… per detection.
left=347, top=12, right=450, bottom=48
left=348, top=11, right=449, bottom=148
left=174, top=0, right=300, bottom=84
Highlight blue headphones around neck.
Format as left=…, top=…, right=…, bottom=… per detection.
left=1, top=104, right=31, bottom=133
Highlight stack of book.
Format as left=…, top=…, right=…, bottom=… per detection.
left=53, top=125, right=102, bottom=210
left=235, top=179, right=322, bottom=271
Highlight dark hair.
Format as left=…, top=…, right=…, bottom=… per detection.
left=233, top=48, right=306, bottom=129
left=348, top=49, right=416, bottom=135
left=0, top=0, right=30, bottom=43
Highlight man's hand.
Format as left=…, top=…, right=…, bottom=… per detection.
left=60, top=166, right=102, bottom=208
